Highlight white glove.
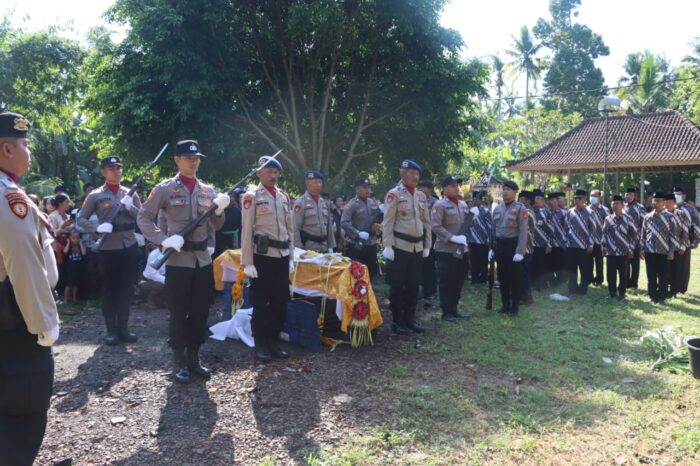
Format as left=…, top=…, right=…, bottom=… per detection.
left=488, top=249, right=494, bottom=261
left=120, top=195, right=134, bottom=209
left=422, top=248, right=431, bottom=258
left=161, top=234, right=185, bottom=252
left=289, top=261, right=296, bottom=273
left=213, top=193, right=231, bottom=215
left=207, top=247, right=215, bottom=256
left=328, top=248, right=334, bottom=253
left=513, top=253, right=524, bottom=262
left=449, top=235, right=468, bottom=246
left=244, top=265, right=258, bottom=278
left=37, top=324, right=60, bottom=347
left=358, top=231, right=370, bottom=241
left=382, top=246, right=395, bottom=261
left=470, top=206, right=479, bottom=216
left=96, top=222, right=113, bottom=234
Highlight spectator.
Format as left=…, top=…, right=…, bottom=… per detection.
left=42, top=195, right=55, bottom=215
left=54, top=185, right=67, bottom=194
left=331, top=195, right=347, bottom=254
left=48, top=193, right=72, bottom=300
left=83, top=182, right=95, bottom=196
left=61, top=229, right=86, bottom=314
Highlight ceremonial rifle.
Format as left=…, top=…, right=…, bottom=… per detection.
left=92, top=143, right=168, bottom=252
left=151, top=149, right=283, bottom=270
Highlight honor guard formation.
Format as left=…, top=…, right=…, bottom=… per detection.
left=1, top=109, right=700, bottom=465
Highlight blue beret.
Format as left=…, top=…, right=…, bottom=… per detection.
left=258, top=155, right=283, bottom=171
left=304, top=170, right=324, bottom=180
left=400, top=160, right=422, bottom=172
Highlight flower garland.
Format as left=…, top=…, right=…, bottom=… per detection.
left=348, top=261, right=372, bottom=346
left=230, top=267, right=246, bottom=314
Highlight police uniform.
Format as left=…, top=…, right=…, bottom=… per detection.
left=624, top=188, right=646, bottom=288
left=547, top=192, right=568, bottom=285
left=419, top=180, right=439, bottom=302
left=640, top=193, right=680, bottom=303
left=430, top=176, right=472, bottom=321
left=587, top=201, right=610, bottom=286
left=340, top=178, right=380, bottom=279
left=77, top=156, right=142, bottom=344
left=674, top=187, right=700, bottom=294
left=0, top=112, right=60, bottom=466
left=490, top=181, right=529, bottom=314
left=292, top=170, right=335, bottom=253
left=240, top=156, right=294, bottom=360
left=531, top=190, right=553, bottom=290
left=602, top=197, right=637, bottom=299
left=467, top=191, right=492, bottom=284
left=137, top=140, right=226, bottom=382
left=382, top=160, right=432, bottom=333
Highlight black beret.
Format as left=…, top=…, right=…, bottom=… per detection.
left=502, top=180, right=519, bottom=191
left=175, top=139, right=206, bottom=157
left=574, top=189, right=587, bottom=196
left=304, top=170, right=324, bottom=181
left=626, top=188, right=637, bottom=193
left=418, top=179, right=434, bottom=188
left=440, top=175, right=462, bottom=188
left=652, top=192, right=666, bottom=200
left=532, top=189, right=544, bottom=198
left=0, top=112, right=31, bottom=138
left=100, top=156, right=123, bottom=169
left=673, top=186, right=685, bottom=194
left=354, top=177, right=371, bottom=187
left=612, top=195, right=624, bottom=202
left=664, top=193, right=675, bottom=201
left=547, top=193, right=558, bottom=200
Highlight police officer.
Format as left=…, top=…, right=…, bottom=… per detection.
left=431, top=175, right=476, bottom=321
left=665, top=193, right=689, bottom=298
left=489, top=180, right=528, bottom=315
left=565, top=189, right=594, bottom=296
left=587, top=189, right=609, bottom=286
left=640, top=192, right=680, bottom=304
left=673, top=187, right=700, bottom=294
left=293, top=170, right=335, bottom=253
left=602, top=195, right=638, bottom=300
left=518, top=190, right=535, bottom=305
left=624, top=187, right=646, bottom=289
left=418, top=179, right=438, bottom=305
left=0, top=112, right=60, bottom=466
left=341, top=177, right=380, bottom=279
left=78, top=156, right=142, bottom=345
left=240, top=156, right=295, bottom=361
left=138, top=140, right=229, bottom=382
left=547, top=192, right=568, bottom=285
left=382, top=160, right=432, bottom=334
left=531, top=189, right=553, bottom=290
left=467, top=191, right=492, bottom=284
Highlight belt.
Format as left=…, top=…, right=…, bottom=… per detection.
left=254, top=236, right=290, bottom=249
left=496, top=237, right=517, bottom=243
left=183, top=239, right=208, bottom=251
left=394, top=231, right=424, bottom=243
left=301, top=231, right=326, bottom=243
left=112, top=222, right=136, bottom=232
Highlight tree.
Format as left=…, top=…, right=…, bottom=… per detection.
left=505, top=26, right=544, bottom=109
left=534, top=0, right=610, bottom=116
left=670, top=65, right=700, bottom=122
left=89, top=0, right=488, bottom=188
left=682, top=37, right=700, bottom=67
left=490, top=55, right=506, bottom=120
left=617, top=51, right=673, bottom=113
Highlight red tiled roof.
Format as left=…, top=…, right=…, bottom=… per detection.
left=508, top=111, right=700, bottom=174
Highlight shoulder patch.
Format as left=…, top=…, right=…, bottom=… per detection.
left=521, top=208, right=529, bottom=219
left=243, top=194, right=253, bottom=210
left=386, top=192, right=396, bottom=203
left=6, top=192, right=28, bottom=219
left=294, top=204, right=301, bottom=212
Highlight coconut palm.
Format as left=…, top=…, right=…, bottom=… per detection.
left=617, top=51, right=673, bottom=113
left=682, top=37, right=700, bottom=67
left=505, top=25, right=543, bottom=109
left=491, top=55, right=506, bottom=120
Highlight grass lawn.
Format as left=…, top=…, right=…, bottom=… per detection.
left=306, top=252, right=700, bottom=465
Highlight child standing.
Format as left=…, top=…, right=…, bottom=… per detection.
left=62, top=229, right=86, bottom=312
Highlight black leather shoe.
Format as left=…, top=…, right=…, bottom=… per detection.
left=174, top=366, right=191, bottom=383
left=406, top=321, right=426, bottom=333
left=270, top=344, right=290, bottom=359
left=441, top=313, right=456, bottom=322
left=119, top=331, right=138, bottom=343
left=391, top=323, right=411, bottom=335
left=255, top=346, right=273, bottom=362
left=452, top=311, right=468, bottom=319
left=188, top=349, right=211, bottom=379
left=104, top=332, right=120, bottom=346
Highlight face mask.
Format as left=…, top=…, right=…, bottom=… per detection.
left=675, top=194, right=683, bottom=203
left=590, top=196, right=599, bottom=205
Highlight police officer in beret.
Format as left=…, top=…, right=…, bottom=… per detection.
left=517, top=190, right=535, bottom=305
left=382, top=160, right=432, bottom=334
left=489, top=180, right=528, bottom=315
left=293, top=170, right=336, bottom=253
left=138, top=140, right=230, bottom=382
left=78, top=156, right=142, bottom=345
left=0, top=112, right=60, bottom=465
left=341, top=177, right=381, bottom=279
left=240, top=156, right=295, bottom=361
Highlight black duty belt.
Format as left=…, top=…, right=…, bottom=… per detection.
left=394, top=231, right=424, bottom=243
left=300, top=231, right=326, bottom=243
left=254, top=236, right=289, bottom=249
left=183, top=239, right=208, bottom=251
left=112, top=222, right=136, bottom=232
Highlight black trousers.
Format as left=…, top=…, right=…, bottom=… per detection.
left=645, top=253, right=670, bottom=302
left=591, top=244, right=604, bottom=285
left=627, top=246, right=641, bottom=288
left=567, top=247, right=592, bottom=295
left=388, top=248, right=422, bottom=325
left=669, top=252, right=685, bottom=297
left=532, top=247, right=550, bottom=290
left=347, top=244, right=378, bottom=281
left=469, top=243, right=489, bottom=283
left=679, top=249, right=692, bottom=294
left=99, top=244, right=138, bottom=334
left=165, top=262, right=214, bottom=351
left=520, top=253, right=533, bottom=300
left=421, top=248, right=437, bottom=299
left=496, top=238, right=521, bottom=311
left=436, top=251, right=469, bottom=314
left=606, top=255, right=628, bottom=297
left=250, top=255, right=290, bottom=347
left=549, top=246, right=567, bottom=285
left=0, top=345, right=53, bottom=466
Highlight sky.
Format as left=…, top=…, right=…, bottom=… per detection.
left=5, top=0, right=700, bottom=98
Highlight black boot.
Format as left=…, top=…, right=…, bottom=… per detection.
left=187, top=347, right=211, bottom=379
left=118, top=328, right=138, bottom=343
left=104, top=320, right=119, bottom=346
left=269, top=339, right=290, bottom=359
left=254, top=337, right=272, bottom=362
left=117, top=309, right=138, bottom=343
left=173, top=349, right=190, bottom=383
left=391, top=323, right=411, bottom=335
left=441, top=309, right=456, bottom=322
left=406, top=321, right=426, bottom=333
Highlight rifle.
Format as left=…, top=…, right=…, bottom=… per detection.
left=151, top=149, right=283, bottom=270
left=92, top=143, right=168, bottom=252
left=355, top=205, right=379, bottom=248
left=453, top=209, right=475, bottom=259
left=486, top=257, right=496, bottom=310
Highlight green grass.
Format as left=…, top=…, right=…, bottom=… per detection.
left=314, top=253, right=700, bottom=465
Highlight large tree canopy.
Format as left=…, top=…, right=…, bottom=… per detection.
left=89, top=0, right=488, bottom=188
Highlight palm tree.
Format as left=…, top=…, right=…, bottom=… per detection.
left=682, top=37, right=700, bottom=67
left=491, top=55, right=506, bottom=120
left=617, top=51, right=673, bottom=113
left=505, top=25, right=543, bottom=109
